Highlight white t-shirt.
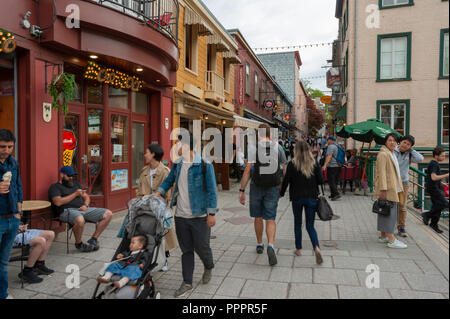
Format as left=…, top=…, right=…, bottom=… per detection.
left=149, top=168, right=157, bottom=190
left=175, top=162, right=206, bottom=219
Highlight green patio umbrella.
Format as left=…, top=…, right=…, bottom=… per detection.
left=336, top=118, right=402, bottom=145
left=336, top=118, right=403, bottom=185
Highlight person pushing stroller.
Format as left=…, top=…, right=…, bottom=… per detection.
left=97, top=235, right=149, bottom=289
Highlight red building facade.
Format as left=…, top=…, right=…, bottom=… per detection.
left=0, top=0, right=179, bottom=224
left=228, top=29, right=275, bottom=125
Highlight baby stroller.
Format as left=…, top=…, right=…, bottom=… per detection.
left=92, top=195, right=172, bottom=299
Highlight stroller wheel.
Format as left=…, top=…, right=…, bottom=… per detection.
left=153, top=291, right=161, bottom=299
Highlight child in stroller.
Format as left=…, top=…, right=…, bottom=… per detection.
left=97, top=235, right=148, bottom=288
left=92, top=195, right=171, bottom=299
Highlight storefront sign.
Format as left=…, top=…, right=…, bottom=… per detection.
left=239, top=66, right=244, bottom=105
left=43, top=103, right=52, bottom=123
left=0, top=29, right=16, bottom=54
left=111, top=169, right=128, bottom=191
left=84, top=61, right=143, bottom=91
left=63, top=129, right=77, bottom=167
left=320, top=96, right=332, bottom=105
left=326, top=68, right=341, bottom=88
left=263, top=99, right=275, bottom=110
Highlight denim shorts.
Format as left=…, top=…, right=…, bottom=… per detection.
left=249, top=183, right=280, bottom=221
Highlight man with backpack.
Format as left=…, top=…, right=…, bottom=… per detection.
left=239, top=124, right=287, bottom=266
left=322, top=136, right=344, bottom=201
left=394, top=135, right=424, bottom=237
left=156, top=133, right=218, bottom=298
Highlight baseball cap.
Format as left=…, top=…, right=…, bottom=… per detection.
left=61, top=166, right=77, bottom=176
left=327, top=136, right=336, bottom=141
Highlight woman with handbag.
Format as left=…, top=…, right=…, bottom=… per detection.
left=374, top=133, right=407, bottom=249
left=280, top=140, right=324, bottom=264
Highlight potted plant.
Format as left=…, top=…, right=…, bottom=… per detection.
left=48, top=72, right=77, bottom=115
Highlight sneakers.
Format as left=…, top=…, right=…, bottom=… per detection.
left=18, top=267, right=43, bottom=284
left=387, top=239, right=408, bottom=249
left=378, top=236, right=389, bottom=243
left=174, top=283, right=193, bottom=298
left=430, top=224, right=444, bottom=234
left=202, top=268, right=212, bottom=284
left=34, top=262, right=54, bottom=275
left=256, top=244, right=264, bottom=254
left=75, top=242, right=96, bottom=253
left=267, top=246, right=277, bottom=266
left=6, top=294, right=14, bottom=299
left=398, top=227, right=408, bottom=238
left=87, top=238, right=100, bottom=251
left=331, top=194, right=342, bottom=201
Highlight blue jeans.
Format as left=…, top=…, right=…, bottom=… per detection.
left=292, top=199, right=320, bottom=250
left=0, top=216, right=20, bottom=299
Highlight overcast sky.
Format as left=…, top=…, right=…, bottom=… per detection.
left=202, top=0, right=339, bottom=93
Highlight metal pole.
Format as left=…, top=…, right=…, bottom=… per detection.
left=353, top=0, right=358, bottom=149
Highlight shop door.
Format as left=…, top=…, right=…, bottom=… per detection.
left=63, top=105, right=87, bottom=188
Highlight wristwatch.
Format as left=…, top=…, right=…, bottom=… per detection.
left=239, top=189, right=245, bottom=193
left=208, top=213, right=216, bottom=216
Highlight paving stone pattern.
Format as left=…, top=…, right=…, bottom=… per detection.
left=7, top=182, right=449, bottom=299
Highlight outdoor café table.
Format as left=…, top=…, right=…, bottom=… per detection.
left=21, top=200, right=51, bottom=226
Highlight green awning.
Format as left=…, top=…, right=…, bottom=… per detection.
left=335, top=105, right=347, bottom=120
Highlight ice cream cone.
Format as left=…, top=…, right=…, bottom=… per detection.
left=63, top=149, right=75, bottom=167
left=2, top=171, right=12, bottom=183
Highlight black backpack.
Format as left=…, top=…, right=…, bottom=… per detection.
left=252, top=144, right=283, bottom=188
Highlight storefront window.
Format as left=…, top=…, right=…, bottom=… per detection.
left=87, top=81, right=103, bottom=104
left=88, top=109, right=103, bottom=195
left=108, top=88, right=129, bottom=109
left=111, top=114, right=128, bottom=163
left=132, top=123, right=145, bottom=187
left=132, top=92, right=148, bottom=114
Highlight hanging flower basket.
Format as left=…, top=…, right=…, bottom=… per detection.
left=48, top=72, right=77, bottom=115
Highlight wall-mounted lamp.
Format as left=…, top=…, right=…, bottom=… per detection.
left=203, top=114, right=209, bottom=120
left=222, top=120, right=227, bottom=125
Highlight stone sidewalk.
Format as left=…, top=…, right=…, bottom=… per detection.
left=7, top=182, right=449, bottom=299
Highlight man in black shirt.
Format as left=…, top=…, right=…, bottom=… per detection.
left=423, top=148, right=449, bottom=234
left=49, top=166, right=113, bottom=252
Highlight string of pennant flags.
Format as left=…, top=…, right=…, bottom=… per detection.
left=252, top=41, right=335, bottom=51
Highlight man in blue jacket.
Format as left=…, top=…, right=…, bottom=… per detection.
left=155, top=133, right=218, bottom=298
left=0, top=129, right=23, bottom=299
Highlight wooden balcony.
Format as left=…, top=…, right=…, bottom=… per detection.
left=205, top=71, right=225, bottom=105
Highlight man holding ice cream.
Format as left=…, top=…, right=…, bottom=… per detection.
left=0, top=129, right=23, bottom=299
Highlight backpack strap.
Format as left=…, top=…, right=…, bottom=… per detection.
left=201, top=159, right=207, bottom=192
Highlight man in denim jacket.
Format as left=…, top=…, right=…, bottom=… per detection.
left=0, top=129, right=23, bottom=299
left=155, top=133, right=218, bottom=298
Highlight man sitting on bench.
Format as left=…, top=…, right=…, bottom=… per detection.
left=48, top=166, right=113, bottom=252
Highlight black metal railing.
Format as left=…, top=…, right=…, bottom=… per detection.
left=86, top=0, right=179, bottom=43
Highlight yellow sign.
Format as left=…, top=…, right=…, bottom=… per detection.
left=320, top=96, right=332, bottom=104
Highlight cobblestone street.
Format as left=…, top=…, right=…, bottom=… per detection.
left=7, top=182, right=449, bottom=299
